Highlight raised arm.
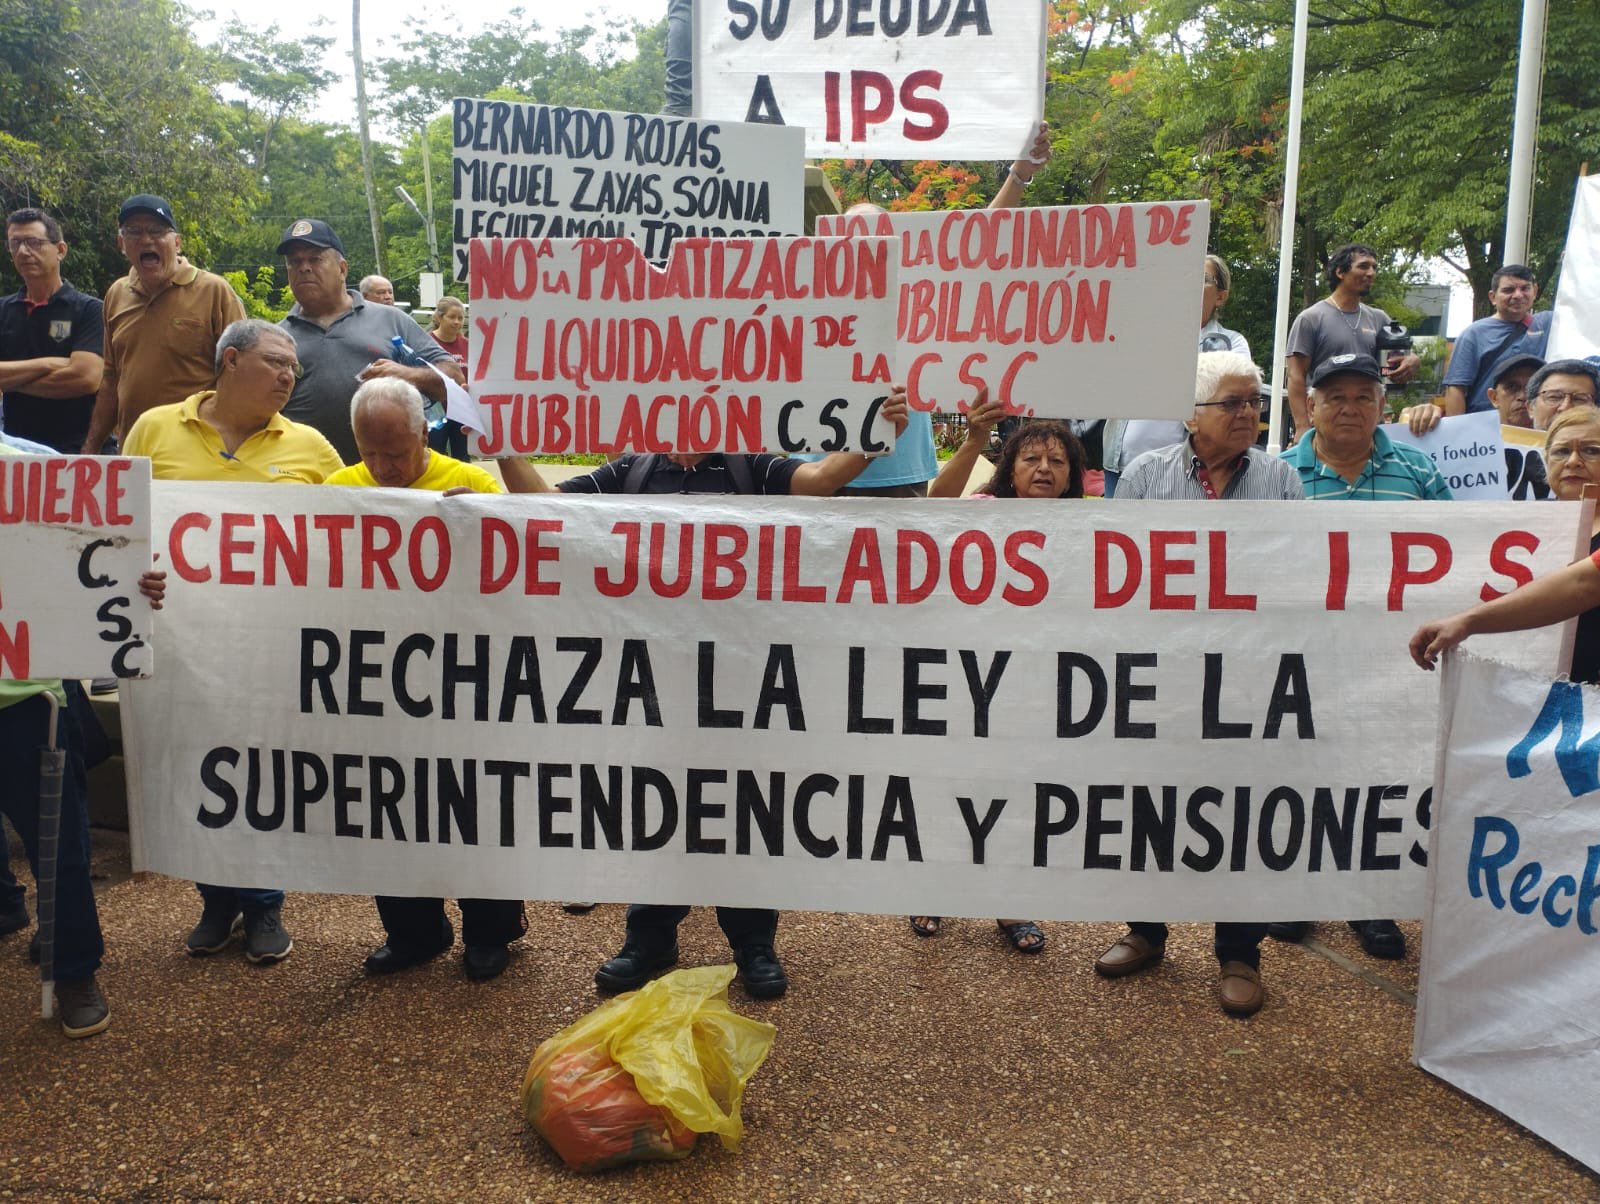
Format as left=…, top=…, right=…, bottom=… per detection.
left=989, top=122, right=1050, bottom=211
left=789, top=386, right=910, bottom=496
left=929, top=387, right=1000, bottom=498
left=1409, top=555, right=1600, bottom=669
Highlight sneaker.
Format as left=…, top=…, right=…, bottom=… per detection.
left=242, top=906, right=293, bottom=963
left=0, top=903, right=28, bottom=938
left=57, top=975, right=111, bottom=1038
left=186, top=902, right=244, bottom=955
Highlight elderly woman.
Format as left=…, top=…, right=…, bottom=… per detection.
left=1415, top=405, right=1600, bottom=683
left=906, top=396, right=1088, bottom=952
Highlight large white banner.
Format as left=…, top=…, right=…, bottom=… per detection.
left=1414, top=652, right=1600, bottom=1173
left=694, top=0, right=1046, bottom=159
left=817, top=203, right=1209, bottom=418
left=0, top=454, right=152, bottom=680
left=125, top=485, right=1585, bottom=919
left=1548, top=174, right=1600, bottom=361
left=451, top=98, right=805, bottom=275
left=467, top=235, right=900, bottom=455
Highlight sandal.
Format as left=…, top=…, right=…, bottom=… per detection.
left=997, top=920, right=1046, bottom=954
left=908, top=915, right=942, bottom=937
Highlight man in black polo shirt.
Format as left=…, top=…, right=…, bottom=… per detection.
left=507, top=389, right=910, bottom=998
left=0, top=209, right=104, bottom=451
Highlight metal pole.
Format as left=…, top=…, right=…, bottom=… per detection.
left=1267, top=0, right=1312, bottom=453
left=1504, top=0, right=1548, bottom=264
left=420, top=124, right=441, bottom=274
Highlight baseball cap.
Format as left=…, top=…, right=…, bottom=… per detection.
left=1309, top=352, right=1385, bottom=389
left=118, top=195, right=175, bottom=228
left=1489, top=350, right=1544, bottom=388
left=275, top=218, right=345, bottom=256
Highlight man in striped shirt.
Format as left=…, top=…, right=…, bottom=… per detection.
left=1269, top=351, right=1449, bottom=961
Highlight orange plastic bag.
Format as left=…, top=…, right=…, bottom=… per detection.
left=521, top=965, right=776, bottom=1173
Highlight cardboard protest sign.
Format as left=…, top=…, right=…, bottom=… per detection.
left=694, top=0, right=1046, bottom=159
left=452, top=98, right=805, bottom=275
left=816, top=203, right=1209, bottom=418
left=1414, top=652, right=1600, bottom=1173
left=1548, top=174, right=1600, bottom=360
left=467, top=234, right=900, bottom=455
left=126, top=484, right=1579, bottom=919
left=1382, top=411, right=1504, bottom=499
left=0, top=454, right=152, bottom=680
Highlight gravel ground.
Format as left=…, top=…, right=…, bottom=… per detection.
left=2, top=830, right=1596, bottom=1202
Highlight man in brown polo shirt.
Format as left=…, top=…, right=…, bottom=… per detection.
left=80, top=194, right=244, bottom=452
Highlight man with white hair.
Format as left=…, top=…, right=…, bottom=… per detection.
left=324, top=378, right=525, bottom=979
left=1093, top=351, right=1302, bottom=1018
left=358, top=275, right=395, bottom=306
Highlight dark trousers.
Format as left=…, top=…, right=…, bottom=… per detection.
left=196, top=882, right=284, bottom=911
left=0, top=692, right=103, bottom=980
left=626, top=905, right=778, bottom=951
left=663, top=0, right=693, bottom=116
left=376, top=896, right=526, bottom=953
left=1129, top=921, right=1267, bottom=969
left=426, top=419, right=469, bottom=459
left=0, top=819, right=24, bottom=913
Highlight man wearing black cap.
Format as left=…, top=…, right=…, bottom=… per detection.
left=80, top=195, right=245, bottom=453
left=275, top=219, right=463, bottom=464
left=0, top=208, right=103, bottom=452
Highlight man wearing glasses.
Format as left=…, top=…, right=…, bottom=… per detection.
left=1527, top=359, right=1600, bottom=432
left=80, top=195, right=244, bottom=455
left=1094, top=351, right=1301, bottom=1017
left=0, top=208, right=104, bottom=452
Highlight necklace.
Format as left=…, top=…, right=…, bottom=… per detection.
left=1325, top=297, right=1362, bottom=330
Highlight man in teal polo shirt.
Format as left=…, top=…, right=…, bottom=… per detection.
left=1272, top=351, right=1449, bottom=959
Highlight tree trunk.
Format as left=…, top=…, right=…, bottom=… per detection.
left=352, top=0, right=383, bottom=275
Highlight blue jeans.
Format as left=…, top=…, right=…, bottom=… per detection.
left=0, top=692, right=103, bottom=980
left=196, top=882, right=284, bottom=911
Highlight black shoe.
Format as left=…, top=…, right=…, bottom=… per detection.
left=1348, top=919, right=1405, bottom=960
left=0, top=904, right=28, bottom=938
left=242, top=906, right=292, bottom=964
left=364, top=941, right=449, bottom=976
left=1266, top=921, right=1310, bottom=943
left=594, top=941, right=679, bottom=993
left=57, top=975, right=111, bottom=1038
left=735, top=943, right=788, bottom=999
left=463, top=944, right=510, bottom=981
left=186, top=903, right=244, bottom=955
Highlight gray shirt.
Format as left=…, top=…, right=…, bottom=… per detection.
left=1117, top=438, right=1305, bottom=501
left=1285, top=298, right=1393, bottom=371
left=280, top=291, right=451, bottom=464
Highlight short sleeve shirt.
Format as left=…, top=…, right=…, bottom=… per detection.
left=1286, top=299, right=1393, bottom=371
left=279, top=291, right=453, bottom=465
left=0, top=281, right=103, bottom=451
left=1443, top=312, right=1552, bottom=414
left=326, top=452, right=502, bottom=493
left=1280, top=427, right=1452, bottom=501
left=122, top=391, right=345, bottom=483
left=558, top=453, right=802, bottom=495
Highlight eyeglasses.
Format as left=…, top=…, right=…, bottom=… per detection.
left=1535, top=390, right=1597, bottom=408
left=1546, top=444, right=1600, bottom=464
left=6, top=236, right=53, bottom=254
left=1195, top=397, right=1261, bottom=413
left=119, top=225, right=173, bottom=240
left=249, top=349, right=304, bottom=380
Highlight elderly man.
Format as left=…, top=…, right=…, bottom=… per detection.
left=0, top=208, right=103, bottom=452
left=124, top=319, right=343, bottom=963
left=275, top=219, right=462, bottom=464
left=1527, top=358, right=1600, bottom=432
left=323, top=378, right=524, bottom=978
left=358, top=275, right=395, bottom=306
left=509, top=388, right=912, bottom=1000
left=1095, top=351, right=1302, bottom=1017
left=1267, top=352, right=1450, bottom=960
left=80, top=195, right=244, bottom=454
left=1442, top=265, right=1550, bottom=415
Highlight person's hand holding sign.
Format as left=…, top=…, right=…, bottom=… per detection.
left=929, top=385, right=1003, bottom=497
left=789, top=383, right=909, bottom=496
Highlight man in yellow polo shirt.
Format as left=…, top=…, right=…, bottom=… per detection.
left=325, top=377, right=527, bottom=980
left=122, top=318, right=343, bottom=965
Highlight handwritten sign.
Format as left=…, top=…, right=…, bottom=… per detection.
left=467, top=235, right=900, bottom=455
left=817, top=202, right=1210, bottom=417
left=694, top=0, right=1046, bottom=158
left=0, top=454, right=152, bottom=680
left=1382, top=411, right=1505, bottom=500
left=452, top=98, right=805, bottom=275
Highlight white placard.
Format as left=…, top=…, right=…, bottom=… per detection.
left=694, top=0, right=1046, bottom=159
left=0, top=454, right=152, bottom=680
left=125, top=485, right=1581, bottom=920
left=466, top=235, right=900, bottom=455
left=1548, top=174, right=1600, bottom=360
left=817, top=203, right=1209, bottom=419
left=1414, top=652, right=1600, bottom=1172
left=1382, top=411, right=1505, bottom=499
left=451, top=98, right=805, bottom=275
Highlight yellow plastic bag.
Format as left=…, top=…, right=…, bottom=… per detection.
left=521, top=965, right=777, bottom=1172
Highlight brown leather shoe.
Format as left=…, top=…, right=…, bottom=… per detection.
left=1093, top=932, right=1165, bottom=978
left=1217, top=960, right=1264, bottom=1016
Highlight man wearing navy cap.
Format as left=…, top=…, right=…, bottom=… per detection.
left=275, top=218, right=464, bottom=464
left=80, top=194, right=244, bottom=452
